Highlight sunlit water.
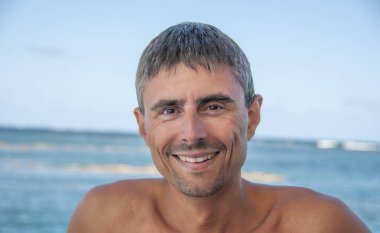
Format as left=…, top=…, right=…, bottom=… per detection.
left=0, top=128, right=379, bottom=232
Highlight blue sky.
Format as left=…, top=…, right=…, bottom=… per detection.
left=0, top=0, right=379, bottom=141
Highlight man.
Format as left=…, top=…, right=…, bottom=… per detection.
left=68, top=22, right=370, bottom=232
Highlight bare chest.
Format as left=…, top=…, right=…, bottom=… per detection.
left=107, top=208, right=281, bottom=233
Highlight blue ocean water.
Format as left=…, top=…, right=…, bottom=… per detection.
left=0, top=127, right=379, bottom=232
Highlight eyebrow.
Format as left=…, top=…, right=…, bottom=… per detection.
left=149, top=94, right=235, bottom=112
left=150, top=99, right=185, bottom=112
left=196, top=94, right=234, bottom=106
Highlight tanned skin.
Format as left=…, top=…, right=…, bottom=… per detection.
left=68, top=64, right=371, bottom=233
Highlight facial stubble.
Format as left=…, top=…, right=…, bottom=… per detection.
left=172, top=166, right=226, bottom=198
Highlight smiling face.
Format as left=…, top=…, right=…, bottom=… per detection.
left=134, top=63, right=262, bottom=197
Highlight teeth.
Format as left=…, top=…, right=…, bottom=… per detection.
left=177, top=153, right=215, bottom=163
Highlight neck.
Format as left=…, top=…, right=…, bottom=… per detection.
left=161, top=177, right=252, bottom=232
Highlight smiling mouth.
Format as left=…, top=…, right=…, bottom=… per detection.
left=174, top=152, right=218, bottom=163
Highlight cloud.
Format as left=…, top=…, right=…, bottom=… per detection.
left=26, top=45, right=68, bottom=58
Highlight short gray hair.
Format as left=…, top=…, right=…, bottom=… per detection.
left=136, top=22, right=255, bottom=113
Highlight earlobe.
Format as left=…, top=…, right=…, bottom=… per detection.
left=134, top=107, right=146, bottom=139
left=247, top=95, right=263, bottom=140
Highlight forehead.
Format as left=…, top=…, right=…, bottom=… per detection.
left=142, top=63, right=244, bottom=107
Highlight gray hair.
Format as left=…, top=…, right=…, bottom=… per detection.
left=136, top=22, right=255, bottom=113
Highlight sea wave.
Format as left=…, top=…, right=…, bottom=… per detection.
left=0, top=159, right=285, bottom=183
left=0, top=141, right=149, bottom=154
left=316, top=139, right=380, bottom=152
left=341, top=141, right=380, bottom=152
left=78, top=164, right=285, bottom=182
left=316, top=139, right=339, bottom=149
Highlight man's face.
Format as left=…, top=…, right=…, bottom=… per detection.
left=134, top=63, right=261, bottom=197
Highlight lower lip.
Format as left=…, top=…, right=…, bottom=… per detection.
left=173, top=153, right=219, bottom=172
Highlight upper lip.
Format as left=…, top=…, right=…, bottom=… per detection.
left=171, top=151, right=219, bottom=158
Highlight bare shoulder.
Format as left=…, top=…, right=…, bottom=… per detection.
left=271, top=186, right=371, bottom=233
left=67, top=179, right=164, bottom=233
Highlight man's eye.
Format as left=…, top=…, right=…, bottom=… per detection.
left=207, top=104, right=224, bottom=111
left=162, top=108, right=177, bottom=115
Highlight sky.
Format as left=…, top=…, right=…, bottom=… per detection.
left=0, top=0, right=379, bottom=141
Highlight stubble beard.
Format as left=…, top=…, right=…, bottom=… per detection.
left=172, top=168, right=225, bottom=198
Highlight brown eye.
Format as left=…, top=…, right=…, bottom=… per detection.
left=207, top=104, right=224, bottom=111
left=162, top=108, right=176, bottom=115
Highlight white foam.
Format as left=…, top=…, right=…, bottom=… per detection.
left=1, top=159, right=285, bottom=183
left=316, top=139, right=339, bottom=149
left=242, top=171, right=285, bottom=183
left=342, top=141, right=379, bottom=152
left=79, top=164, right=286, bottom=182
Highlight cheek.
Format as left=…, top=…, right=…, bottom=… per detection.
left=145, top=123, right=158, bottom=144
left=220, top=113, right=248, bottom=139
left=203, top=112, right=248, bottom=148
left=144, top=120, right=177, bottom=177
left=215, top=114, right=248, bottom=166
left=232, top=113, right=248, bottom=135
left=145, top=120, right=171, bottom=152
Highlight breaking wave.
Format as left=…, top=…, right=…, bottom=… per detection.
left=316, top=139, right=380, bottom=152
left=0, top=159, right=285, bottom=183
left=0, top=141, right=149, bottom=154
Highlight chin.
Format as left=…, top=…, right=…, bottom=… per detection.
left=173, top=173, right=226, bottom=198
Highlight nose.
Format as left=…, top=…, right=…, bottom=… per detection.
left=181, top=109, right=207, bottom=144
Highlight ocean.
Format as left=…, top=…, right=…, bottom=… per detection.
left=0, top=127, right=379, bottom=232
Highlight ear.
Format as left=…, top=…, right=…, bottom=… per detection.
left=247, top=95, right=263, bottom=140
left=134, top=107, right=147, bottom=139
